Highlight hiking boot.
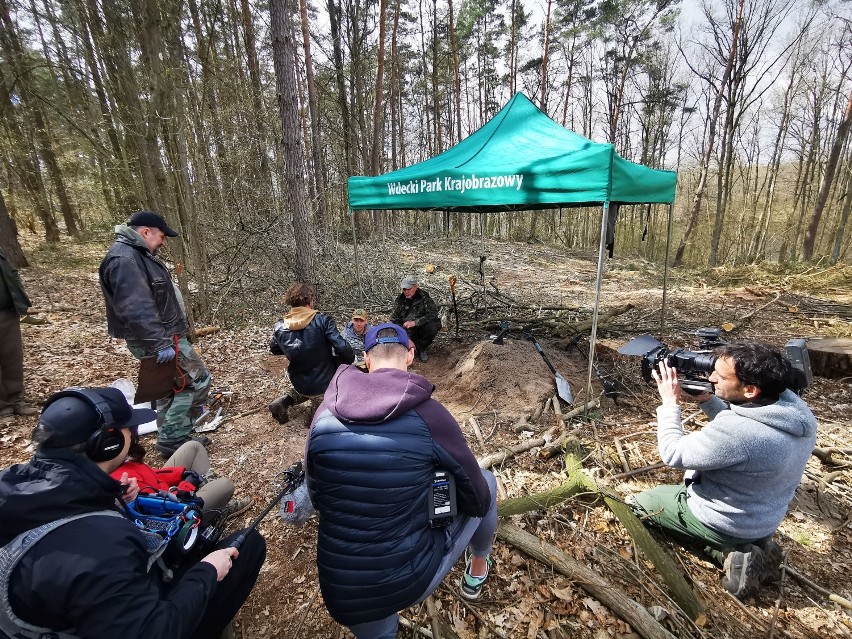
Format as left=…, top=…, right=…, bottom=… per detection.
left=221, top=497, right=253, bottom=521
left=756, top=538, right=783, bottom=584
left=460, top=553, right=492, bottom=600
left=418, top=350, right=429, bottom=363
left=13, top=403, right=39, bottom=417
left=155, top=435, right=211, bottom=457
left=722, top=544, right=765, bottom=599
left=269, top=396, right=294, bottom=424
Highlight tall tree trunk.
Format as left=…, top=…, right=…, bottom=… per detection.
left=239, top=0, right=273, bottom=188
left=297, top=0, right=328, bottom=229
left=0, top=0, right=78, bottom=237
left=673, top=0, right=745, bottom=266
left=371, top=0, right=388, bottom=175
left=271, top=0, right=313, bottom=282
left=327, top=0, right=352, bottom=174
left=803, top=87, right=852, bottom=260
left=831, top=164, right=852, bottom=264
left=448, top=0, right=461, bottom=143
left=430, top=0, right=442, bottom=153
left=540, top=0, right=552, bottom=111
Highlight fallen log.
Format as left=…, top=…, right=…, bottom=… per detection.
left=477, top=426, right=558, bottom=469
left=497, top=522, right=677, bottom=639
left=565, top=453, right=706, bottom=623
left=496, top=476, right=587, bottom=518
left=195, top=325, right=222, bottom=338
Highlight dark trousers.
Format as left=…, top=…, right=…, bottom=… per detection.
left=0, top=310, right=25, bottom=414
left=409, top=319, right=441, bottom=354
left=181, top=529, right=267, bottom=639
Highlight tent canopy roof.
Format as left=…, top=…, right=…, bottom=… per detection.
left=347, top=93, right=677, bottom=212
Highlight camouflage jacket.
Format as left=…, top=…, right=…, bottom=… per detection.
left=390, top=289, right=440, bottom=328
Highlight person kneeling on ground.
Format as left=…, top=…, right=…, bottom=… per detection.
left=111, top=438, right=252, bottom=519
left=342, top=308, right=372, bottom=367
left=268, top=283, right=354, bottom=425
left=629, top=343, right=817, bottom=600
left=306, top=323, right=498, bottom=639
left=390, top=276, right=441, bottom=362
left=0, top=387, right=266, bottom=639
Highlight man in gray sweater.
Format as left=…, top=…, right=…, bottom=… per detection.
left=631, top=342, right=817, bottom=600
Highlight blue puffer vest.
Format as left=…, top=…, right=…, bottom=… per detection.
left=307, top=409, right=446, bottom=626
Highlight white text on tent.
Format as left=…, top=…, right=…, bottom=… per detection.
left=444, top=174, right=525, bottom=194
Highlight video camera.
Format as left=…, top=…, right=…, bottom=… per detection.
left=618, top=328, right=812, bottom=395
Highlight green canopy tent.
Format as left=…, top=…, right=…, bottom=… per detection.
left=347, top=92, right=677, bottom=402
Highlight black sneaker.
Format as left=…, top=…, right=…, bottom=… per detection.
left=418, top=350, right=429, bottom=363
left=722, top=544, right=765, bottom=599
left=269, top=396, right=294, bottom=424
left=756, top=539, right=783, bottom=584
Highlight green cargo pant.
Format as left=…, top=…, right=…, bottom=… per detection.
left=630, top=484, right=757, bottom=565
left=127, top=336, right=211, bottom=444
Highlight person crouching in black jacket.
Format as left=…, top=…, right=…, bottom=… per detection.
left=268, top=283, right=355, bottom=425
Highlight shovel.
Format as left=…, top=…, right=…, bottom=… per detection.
left=524, top=332, right=574, bottom=405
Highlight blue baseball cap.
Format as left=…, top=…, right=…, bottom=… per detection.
left=364, top=323, right=410, bottom=353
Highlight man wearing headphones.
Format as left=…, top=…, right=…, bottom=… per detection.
left=0, top=387, right=266, bottom=639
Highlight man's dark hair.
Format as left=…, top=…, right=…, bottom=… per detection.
left=715, top=342, right=793, bottom=401
left=284, top=283, right=314, bottom=308
left=369, top=327, right=410, bottom=360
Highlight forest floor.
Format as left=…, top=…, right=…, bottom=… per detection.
left=2, top=233, right=852, bottom=639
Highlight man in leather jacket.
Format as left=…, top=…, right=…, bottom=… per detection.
left=99, top=211, right=211, bottom=457
left=268, top=283, right=354, bottom=425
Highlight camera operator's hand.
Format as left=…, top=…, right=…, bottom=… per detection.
left=202, top=547, right=239, bottom=581
left=651, top=361, right=681, bottom=405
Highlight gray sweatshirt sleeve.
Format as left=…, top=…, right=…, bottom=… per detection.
left=656, top=404, right=749, bottom=471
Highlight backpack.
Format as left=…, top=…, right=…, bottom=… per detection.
left=0, top=511, right=124, bottom=639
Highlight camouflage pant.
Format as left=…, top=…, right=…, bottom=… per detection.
left=126, top=336, right=211, bottom=443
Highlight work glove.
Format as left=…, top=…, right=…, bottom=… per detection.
left=156, top=346, right=176, bottom=364
left=181, top=470, right=204, bottom=488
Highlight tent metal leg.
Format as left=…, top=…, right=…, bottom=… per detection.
left=661, top=203, right=674, bottom=334
left=350, top=209, right=365, bottom=304
left=585, top=202, right=609, bottom=409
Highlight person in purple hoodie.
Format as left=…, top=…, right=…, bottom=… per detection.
left=306, top=323, right=497, bottom=639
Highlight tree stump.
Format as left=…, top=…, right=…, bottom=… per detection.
left=806, top=338, right=852, bottom=379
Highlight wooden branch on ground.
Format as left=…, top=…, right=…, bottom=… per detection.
left=812, top=447, right=852, bottom=468
left=539, top=434, right=582, bottom=461
left=723, top=292, right=782, bottom=333
left=511, top=415, right=533, bottom=433
left=468, top=417, right=486, bottom=448
left=787, top=566, right=852, bottom=610
left=497, top=522, right=677, bottom=639
left=610, top=462, right=666, bottom=480
left=565, top=454, right=706, bottom=623
left=556, top=399, right=600, bottom=422
left=195, top=325, right=222, bottom=338
left=477, top=426, right=558, bottom=469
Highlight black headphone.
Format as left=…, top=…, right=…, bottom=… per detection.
left=42, top=389, right=127, bottom=463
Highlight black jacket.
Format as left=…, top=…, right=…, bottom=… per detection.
left=99, top=231, right=186, bottom=352
left=0, top=451, right=217, bottom=639
left=307, top=365, right=491, bottom=625
left=269, top=309, right=354, bottom=396
left=0, top=250, right=30, bottom=315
